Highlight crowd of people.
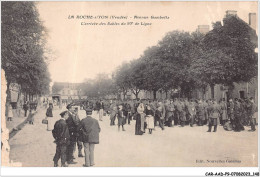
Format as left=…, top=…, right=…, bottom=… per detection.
left=50, top=97, right=257, bottom=167
left=105, top=97, right=258, bottom=134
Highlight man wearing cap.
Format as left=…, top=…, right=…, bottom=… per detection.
left=79, top=108, right=101, bottom=167
left=52, top=111, right=70, bottom=167
left=66, top=104, right=80, bottom=164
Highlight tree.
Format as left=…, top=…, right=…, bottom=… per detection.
left=156, top=30, right=195, bottom=98
left=2, top=2, right=51, bottom=106
left=114, top=62, right=131, bottom=99
left=191, top=15, right=257, bottom=98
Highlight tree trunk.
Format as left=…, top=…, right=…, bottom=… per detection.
left=210, top=84, right=215, bottom=99
left=153, top=90, right=157, bottom=100
left=5, top=82, right=11, bottom=118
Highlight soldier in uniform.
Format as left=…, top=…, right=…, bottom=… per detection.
left=207, top=99, right=221, bottom=132
left=109, top=101, right=117, bottom=126
left=196, top=99, right=205, bottom=126
left=154, top=101, right=165, bottom=130
left=52, top=111, right=70, bottom=167
left=165, top=99, right=175, bottom=127
left=248, top=97, right=257, bottom=132
left=178, top=99, right=186, bottom=127
left=186, top=100, right=196, bottom=127
left=203, top=99, right=209, bottom=125
left=219, top=98, right=228, bottom=125
left=227, top=98, right=234, bottom=128
left=66, top=104, right=79, bottom=164
left=233, top=98, right=244, bottom=132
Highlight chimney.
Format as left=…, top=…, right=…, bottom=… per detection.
left=197, top=25, right=210, bottom=34
left=249, top=13, right=256, bottom=30
left=226, top=10, right=237, bottom=17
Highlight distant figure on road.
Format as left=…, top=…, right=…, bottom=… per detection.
left=7, top=103, right=13, bottom=121
left=52, top=111, right=70, bottom=167
left=46, top=103, right=53, bottom=118
left=79, top=108, right=101, bottom=167
left=23, top=101, right=29, bottom=117
left=27, top=109, right=35, bottom=125
left=96, top=100, right=104, bottom=121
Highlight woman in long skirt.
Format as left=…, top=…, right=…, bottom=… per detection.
left=145, top=105, right=154, bottom=134
left=46, top=103, right=54, bottom=131
left=135, top=103, right=145, bottom=135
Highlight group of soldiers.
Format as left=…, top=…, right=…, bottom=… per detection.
left=106, top=97, right=257, bottom=133
left=52, top=104, right=100, bottom=167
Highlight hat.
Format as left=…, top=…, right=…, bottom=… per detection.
left=60, top=111, right=68, bottom=117
left=85, top=108, right=92, bottom=114
left=66, top=104, right=73, bottom=110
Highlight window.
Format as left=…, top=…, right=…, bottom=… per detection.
left=239, top=91, right=245, bottom=99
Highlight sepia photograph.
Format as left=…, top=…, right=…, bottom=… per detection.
left=1, top=1, right=258, bottom=175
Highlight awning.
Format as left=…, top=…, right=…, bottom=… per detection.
left=61, top=96, right=68, bottom=99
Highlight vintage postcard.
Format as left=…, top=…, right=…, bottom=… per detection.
left=1, top=1, right=258, bottom=175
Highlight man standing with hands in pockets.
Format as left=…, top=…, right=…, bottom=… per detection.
left=79, top=108, right=101, bottom=167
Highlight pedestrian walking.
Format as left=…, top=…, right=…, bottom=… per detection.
left=7, top=103, right=13, bottom=121
left=46, top=103, right=54, bottom=131
left=52, top=111, right=70, bottom=167
left=27, top=109, right=35, bottom=125
left=79, top=108, right=101, bottom=167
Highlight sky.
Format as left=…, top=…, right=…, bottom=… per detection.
left=36, top=1, right=258, bottom=84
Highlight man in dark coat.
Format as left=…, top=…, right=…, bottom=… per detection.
left=79, top=108, right=101, bottom=167
left=74, top=107, right=84, bottom=157
left=66, top=104, right=79, bottom=164
left=52, top=111, right=70, bottom=167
